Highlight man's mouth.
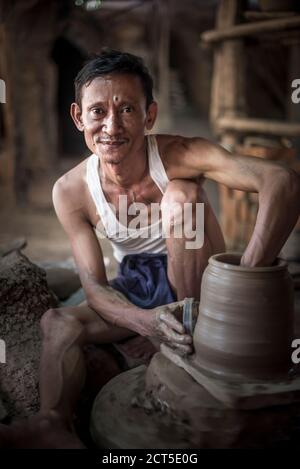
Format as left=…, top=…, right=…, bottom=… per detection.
left=96, top=139, right=127, bottom=147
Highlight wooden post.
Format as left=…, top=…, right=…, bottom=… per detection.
left=206, top=1, right=299, bottom=249
left=210, top=0, right=246, bottom=140
left=209, top=1, right=247, bottom=247
left=0, top=1, right=60, bottom=205
left=154, top=0, right=171, bottom=131
left=0, top=23, right=16, bottom=205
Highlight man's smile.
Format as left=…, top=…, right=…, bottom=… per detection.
left=96, top=138, right=128, bottom=148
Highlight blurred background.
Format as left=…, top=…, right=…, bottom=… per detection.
left=0, top=0, right=299, bottom=275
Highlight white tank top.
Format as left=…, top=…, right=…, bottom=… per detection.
left=86, top=135, right=169, bottom=263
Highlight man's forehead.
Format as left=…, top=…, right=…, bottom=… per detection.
left=81, top=74, right=144, bottom=103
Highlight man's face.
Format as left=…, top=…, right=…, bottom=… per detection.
left=71, top=73, right=157, bottom=166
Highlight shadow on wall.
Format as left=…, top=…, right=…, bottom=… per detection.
left=51, top=37, right=88, bottom=159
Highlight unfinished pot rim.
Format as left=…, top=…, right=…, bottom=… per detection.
left=209, top=252, right=287, bottom=273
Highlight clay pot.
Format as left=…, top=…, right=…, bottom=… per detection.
left=282, top=229, right=300, bottom=262
left=193, top=253, right=294, bottom=381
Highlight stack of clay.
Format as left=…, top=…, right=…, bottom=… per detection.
left=0, top=250, right=58, bottom=420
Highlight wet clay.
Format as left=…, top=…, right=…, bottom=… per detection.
left=90, top=254, right=299, bottom=448
left=192, top=253, right=294, bottom=381
left=90, top=354, right=300, bottom=449
left=161, top=344, right=300, bottom=409
left=90, top=294, right=300, bottom=449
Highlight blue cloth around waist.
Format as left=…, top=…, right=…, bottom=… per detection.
left=110, top=253, right=177, bottom=309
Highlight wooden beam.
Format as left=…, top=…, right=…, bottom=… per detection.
left=202, top=15, right=300, bottom=44
left=244, top=11, right=296, bottom=21
left=97, top=0, right=142, bottom=8
left=210, top=0, right=245, bottom=134
left=217, top=116, right=300, bottom=136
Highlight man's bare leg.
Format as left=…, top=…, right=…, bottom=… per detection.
left=161, top=179, right=225, bottom=301
left=1, top=287, right=137, bottom=448
left=39, top=290, right=136, bottom=428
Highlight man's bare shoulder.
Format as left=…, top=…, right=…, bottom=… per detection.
left=52, top=157, right=89, bottom=213
left=156, top=134, right=210, bottom=178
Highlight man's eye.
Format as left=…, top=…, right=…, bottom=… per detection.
left=92, top=108, right=104, bottom=116
left=122, top=106, right=132, bottom=113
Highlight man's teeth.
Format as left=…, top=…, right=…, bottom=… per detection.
left=100, top=141, right=124, bottom=144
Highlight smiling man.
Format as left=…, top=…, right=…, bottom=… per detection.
left=33, top=48, right=300, bottom=445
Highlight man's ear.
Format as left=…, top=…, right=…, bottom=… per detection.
left=145, top=101, right=158, bottom=130
left=70, top=102, right=84, bottom=131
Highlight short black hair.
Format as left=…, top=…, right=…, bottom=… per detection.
left=74, top=48, right=154, bottom=109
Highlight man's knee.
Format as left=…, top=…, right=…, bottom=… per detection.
left=161, top=180, right=203, bottom=234
left=40, top=308, right=84, bottom=342
left=162, top=180, right=199, bottom=208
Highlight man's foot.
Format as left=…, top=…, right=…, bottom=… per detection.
left=0, top=411, right=85, bottom=449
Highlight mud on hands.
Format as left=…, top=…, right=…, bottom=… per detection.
left=153, top=303, right=194, bottom=355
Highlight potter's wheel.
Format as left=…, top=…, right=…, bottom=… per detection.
left=90, top=262, right=300, bottom=448
left=90, top=363, right=193, bottom=449
left=161, top=344, right=300, bottom=409
left=90, top=353, right=300, bottom=449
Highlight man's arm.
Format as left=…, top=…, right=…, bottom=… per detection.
left=52, top=177, right=148, bottom=335
left=52, top=177, right=192, bottom=353
left=167, top=137, right=300, bottom=266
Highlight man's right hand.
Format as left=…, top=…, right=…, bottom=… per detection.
left=142, top=303, right=193, bottom=355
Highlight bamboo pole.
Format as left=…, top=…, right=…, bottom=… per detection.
left=154, top=0, right=171, bottom=130
left=210, top=0, right=245, bottom=133
left=217, top=116, right=300, bottom=136
left=202, top=15, right=300, bottom=44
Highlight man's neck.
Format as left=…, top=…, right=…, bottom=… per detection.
left=99, top=138, right=148, bottom=188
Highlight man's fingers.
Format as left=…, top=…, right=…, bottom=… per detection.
left=164, top=337, right=193, bottom=355
left=170, top=343, right=193, bottom=355
left=166, top=302, right=185, bottom=321
left=159, top=311, right=185, bottom=334
left=159, top=322, right=192, bottom=345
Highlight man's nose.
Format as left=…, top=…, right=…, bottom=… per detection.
left=102, top=110, right=121, bottom=135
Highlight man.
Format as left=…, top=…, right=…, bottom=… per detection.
left=3, top=48, right=299, bottom=447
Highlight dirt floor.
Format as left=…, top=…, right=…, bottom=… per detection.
left=0, top=114, right=220, bottom=281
